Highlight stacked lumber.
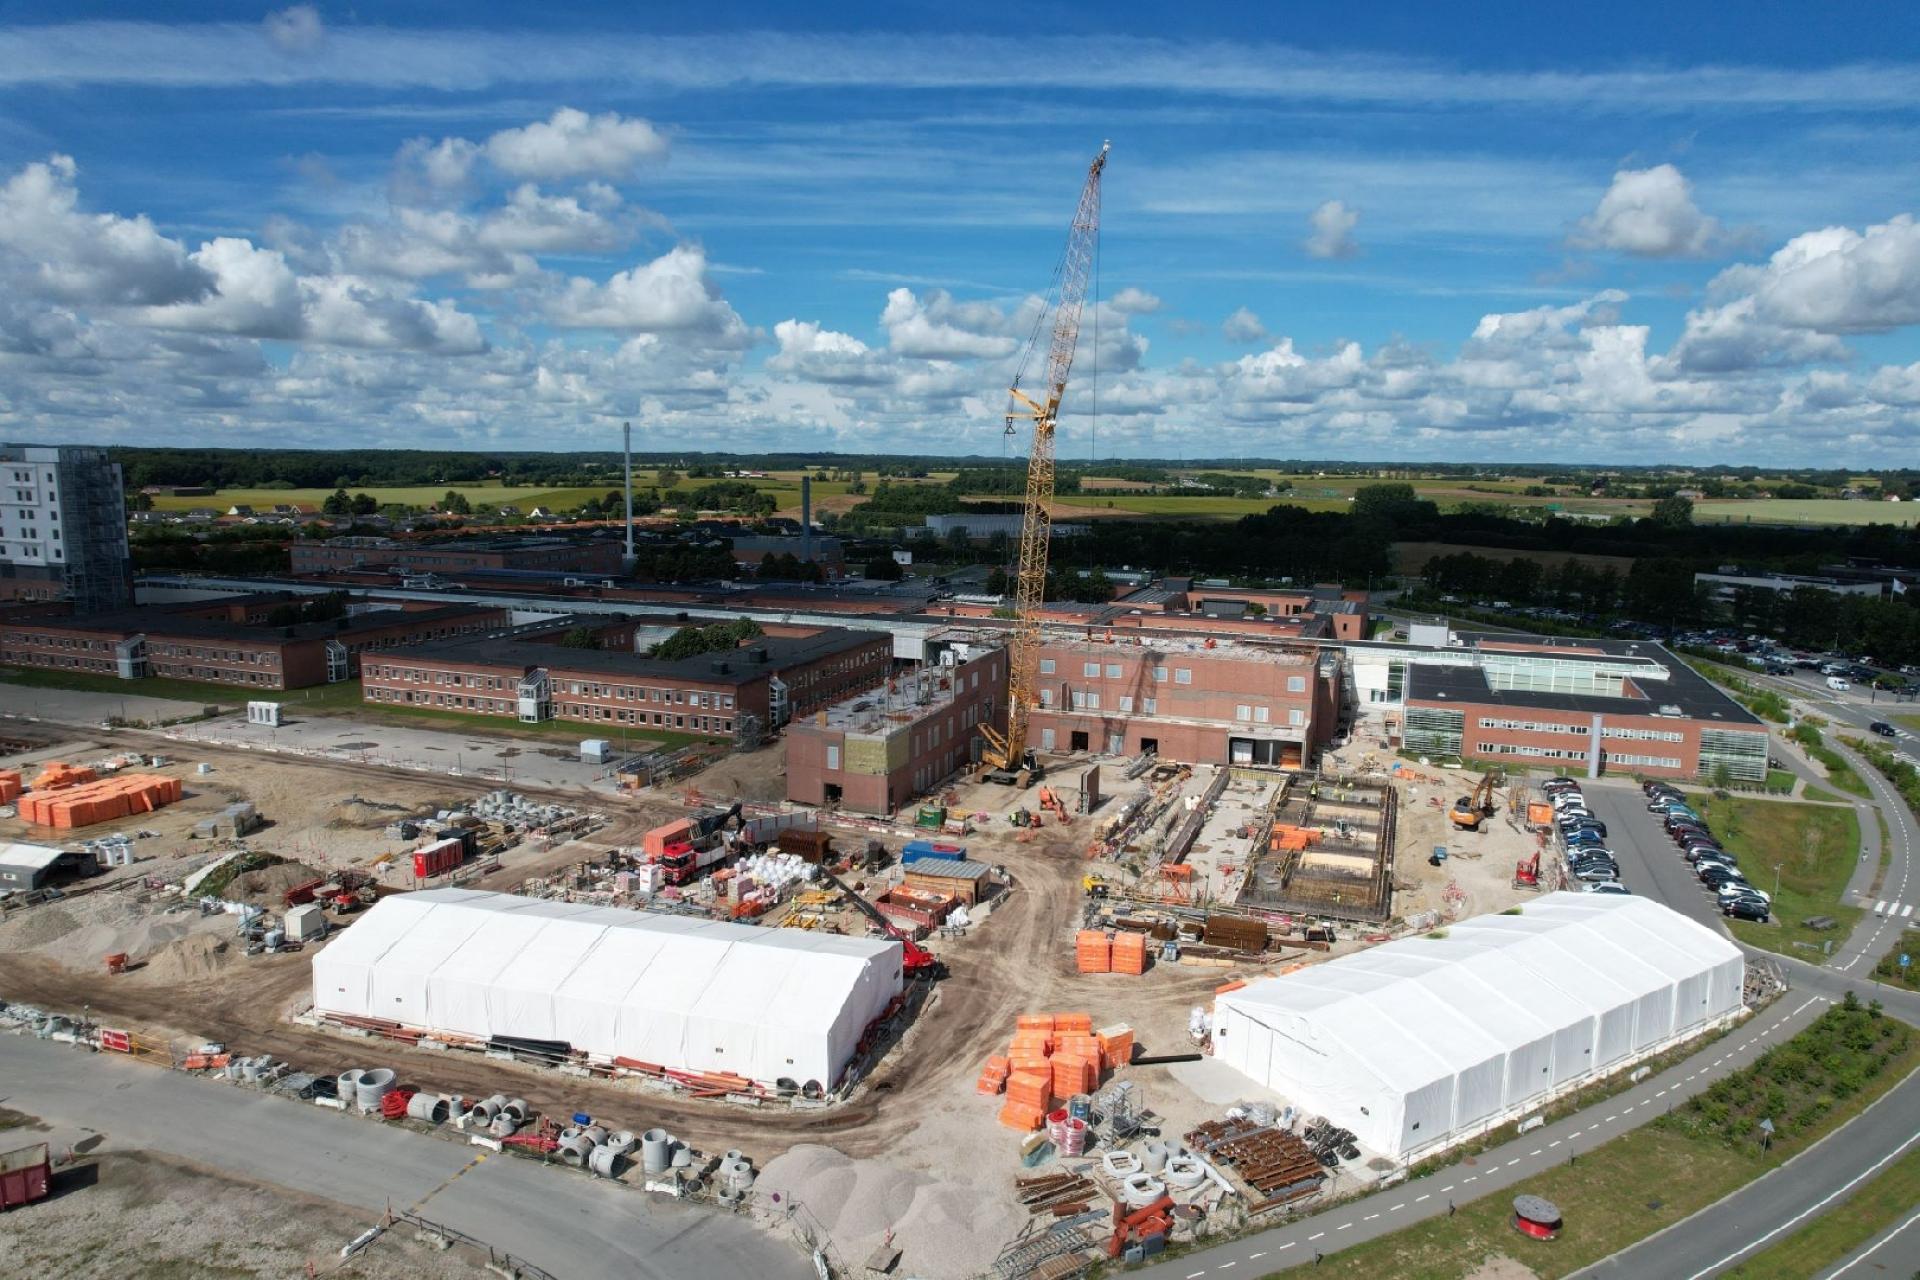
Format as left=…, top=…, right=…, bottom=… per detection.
left=19, top=773, right=183, bottom=829
left=1184, top=1119, right=1325, bottom=1211
left=1074, top=929, right=1112, bottom=973
left=1111, top=931, right=1148, bottom=975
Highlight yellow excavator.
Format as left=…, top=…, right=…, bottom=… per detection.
left=1449, top=772, right=1502, bottom=831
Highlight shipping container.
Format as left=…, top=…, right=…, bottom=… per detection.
left=412, top=837, right=465, bottom=880
left=901, top=839, right=966, bottom=865
left=0, top=1143, right=50, bottom=1210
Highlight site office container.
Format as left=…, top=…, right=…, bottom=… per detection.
left=412, top=837, right=465, bottom=880
left=0, top=1143, right=50, bottom=1210
left=901, top=840, right=965, bottom=865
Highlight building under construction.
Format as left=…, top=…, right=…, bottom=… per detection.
left=1239, top=771, right=1396, bottom=924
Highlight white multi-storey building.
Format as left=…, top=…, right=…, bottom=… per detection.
left=0, top=444, right=131, bottom=614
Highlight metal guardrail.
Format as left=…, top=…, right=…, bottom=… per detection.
left=392, top=1209, right=559, bottom=1280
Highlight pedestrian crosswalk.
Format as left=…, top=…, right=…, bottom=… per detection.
left=1871, top=900, right=1915, bottom=918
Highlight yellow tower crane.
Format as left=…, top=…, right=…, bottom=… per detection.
left=979, top=141, right=1109, bottom=787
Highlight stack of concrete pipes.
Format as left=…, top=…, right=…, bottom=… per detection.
left=461, top=1094, right=529, bottom=1137
left=555, top=1122, right=639, bottom=1178
left=339, top=1068, right=397, bottom=1114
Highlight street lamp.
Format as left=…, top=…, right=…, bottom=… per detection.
left=1773, top=863, right=1781, bottom=899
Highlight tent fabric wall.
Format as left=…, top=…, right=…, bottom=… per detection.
left=1214, top=893, right=1743, bottom=1159
left=312, top=888, right=904, bottom=1087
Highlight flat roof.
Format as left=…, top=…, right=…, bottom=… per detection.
left=26, top=602, right=497, bottom=644
left=1038, top=628, right=1315, bottom=665
left=0, top=842, right=72, bottom=871
left=809, top=657, right=984, bottom=734
left=1405, top=658, right=1761, bottom=726
left=412, top=627, right=882, bottom=686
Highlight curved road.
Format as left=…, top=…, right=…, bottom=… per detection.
left=1136, top=698, right=1918, bottom=1279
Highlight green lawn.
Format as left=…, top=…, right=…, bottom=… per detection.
left=0, top=664, right=243, bottom=709
left=1763, top=768, right=1795, bottom=794
left=1896, top=714, right=1920, bottom=734
left=1683, top=791, right=1862, bottom=958
left=1281, top=1003, right=1917, bottom=1280
left=1801, top=784, right=1846, bottom=804
left=1724, top=1142, right=1920, bottom=1279
left=145, top=482, right=589, bottom=513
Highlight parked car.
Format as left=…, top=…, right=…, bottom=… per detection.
left=1565, top=818, right=1607, bottom=839
left=1572, top=861, right=1622, bottom=882
left=1583, top=880, right=1631, bottom=895
left=1724, top=896, right=1770, bottom=922
left=1565, top=830, right=1608, bottom=849
left=1827, top=676, right=1852, bottom=692
left=1701, top=864, right=1747, bottom=889
left=1869, top=721, right=1897, bottom=738
left=1716, top=882, right=1769, bottom=905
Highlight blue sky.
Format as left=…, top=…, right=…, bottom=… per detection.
left=3, top=4, right=1920, bottom=464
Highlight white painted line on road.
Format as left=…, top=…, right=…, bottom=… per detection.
left=1680, top=1109, right=1920, bottom=1279
left=1654, top=1089, right=1667, bottom=1098
left=1826, top=1209, right=1920, bottom=1279
left=1440, top=1185, right=1454, bottom=1193
left=1275, top=1243, right=1293, bottom=1252
left=1389, top=1203, right=1404, bottom=1212
left=1186, top=1272, right=1205, bottom=1279
left=1308, top=1232, right=1324, bottom=1242
left=1464, top=1175, right=1478, bottom=1183
left=1218, top=1263, right=1237, bottom=1270
left=1903, top=903, right=1914, bottom=918
left=1624, top=1104, right=1637, bottom=1114
left=1414, top=1194, right=1430, bottom=1203
left=1548, top=1140, right=1562, bottom=1148
left=1874, top=900, right=1887, bottom=913
left=1251, top=1249, right=1269, bottom=1259
left=1336, top=1223, right=1353, bottom=1231
left=1364, top=1213, right=1379, bottom=1221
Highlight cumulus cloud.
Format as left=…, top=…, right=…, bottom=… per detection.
left=0, top=154, right=211, bottom=306
left=1574, top=164, right=1722, bottom=258
left=1304, top=200, right=1359, bottom=260
left=1108, top=286, right=1161, bottom=314
left=880, top=287, right=1020, bottom=360
left=1222, top=306, right=1268, bottom=344
left=486, top=108, right=668, bottom=181
left=262, top=5, right=324, bottom=55
left=391, top=136, right=481, bottom=205
left=548, top=243, right=748, bottom=343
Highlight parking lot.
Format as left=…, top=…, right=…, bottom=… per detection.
left=1576, top=782, right=1728, bottom=930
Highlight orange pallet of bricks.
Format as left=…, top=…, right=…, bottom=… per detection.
left=1075, top=930, right=1112, bottom=973
left=1110, top=932, right=1149, bottom=975
left=18, top=774, right=183, bottom=829
left=976, top=1054, right=1012, bottom=1096
left=0, top=769, right=21, bottom=804
left=29, top=762, right=96, bottom=792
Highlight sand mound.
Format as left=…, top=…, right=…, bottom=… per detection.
left=756, top=1144, right=1011, bottom=1279
left=1, top=905, right=81, bottom=949
left=328, top=799, right=409, bottom=829
left=144, top=933, right=230, bottom=982
left=229, top=861, right=323, bottom=905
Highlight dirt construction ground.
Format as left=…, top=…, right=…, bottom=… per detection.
left=0, top=726, right=1547, bottom=1277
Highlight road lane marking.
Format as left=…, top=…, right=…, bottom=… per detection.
left=1389, top=1203, right=1404, bottom=1212
left=1337, top=1223, right=1353, bottom=1231
left=1186, top=1272, right=1205, bottom=1278
left=1219, top=1263, right=1236, bottom=1270
left=1308, top=1233, right=1324, bottom=1242
left=1364, top=1213, right=1379, bottom=1221
left=1440, top=1185, right=1454, bottom=1192
left=1548, top=1140, right=1561, bottom=1148
left=1414, top=1194, right=1430, bottom=1203
left=1529, top=1149, right=1542, bottom=1156
left=1827, top=1210, right=1920, bottom=1277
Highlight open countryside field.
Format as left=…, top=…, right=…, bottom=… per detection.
left=1694, top=497, right=1920, bottom=527
left=1392, top=541, right=1639, bottom=574
left=146, top=483, right=616, bottom=514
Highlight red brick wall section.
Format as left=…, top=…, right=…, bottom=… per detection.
left=1410, top=696, right=1720, bottom=778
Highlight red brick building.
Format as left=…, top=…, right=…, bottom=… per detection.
left=1026, top=633, right=1341, bottom=768
left=785, top=641, right=1007, bottom=814
left=291, top=535, right=624, bottom=577
left=0, top=601, right=509, bottom=689
left=361, top=628, right=890, bottom=739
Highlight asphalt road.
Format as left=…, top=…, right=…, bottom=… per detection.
left=0, top=1035, right=808, bottom=1280
left=1821, top=1199, right=1920, bottom=1279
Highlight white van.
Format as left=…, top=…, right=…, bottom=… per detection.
left=1826, top=675, right=1851, bottom=692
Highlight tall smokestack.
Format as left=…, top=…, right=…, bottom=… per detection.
left=622, top=421, right=634, bottom=570
left=800, top=474, right=813, bottom=565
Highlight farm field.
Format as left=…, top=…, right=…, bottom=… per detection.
left=1694, top=497, right=1920, bottom=527
left=1391, top=541, right=1639, bottom=574
left=146, top=483, right=614, bottom=514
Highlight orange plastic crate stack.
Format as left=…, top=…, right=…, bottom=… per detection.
left=1074, top=930, right=1112, bottom=973
left=1111, top=931, right=1149, bottom=975
left=976, top=1054, right=1012, bottom=1096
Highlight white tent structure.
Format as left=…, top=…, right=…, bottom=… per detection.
left=312, top=888, right=904, bottom=1088
left=1212, top=893, right=1743, bottom=1159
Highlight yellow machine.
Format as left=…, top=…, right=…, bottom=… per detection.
left=978, top=143, right=1111, bottom=788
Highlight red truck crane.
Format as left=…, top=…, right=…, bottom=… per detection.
left=815, top=867, right=939, bottom=980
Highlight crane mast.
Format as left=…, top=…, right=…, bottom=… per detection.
left=980, top=142, right=1108, bottom=782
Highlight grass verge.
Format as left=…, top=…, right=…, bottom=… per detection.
left=1722, top=1141, right=1920, bottom=1279
left=1872, top=928, right=1920, bottom=992
left=1801, top=784, right=1845, bottom=804
left=0, top=664, right=241, bottom=710
left=1279, top=1000, right=1917, bottom=1280
left=1683, top=790, right=1861, bottom=957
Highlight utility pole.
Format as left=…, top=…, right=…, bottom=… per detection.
left=622, top=421, right=635, bottom=571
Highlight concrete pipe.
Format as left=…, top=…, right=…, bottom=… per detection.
left=605, top=1130, right=637, bottom=1154
left=724, top=1148, right=744, bottom=1163
left=489, top=1115, right=517, bottom=1139
left=1100, top=1150, right=1142, bottom=1179
left=406, top=1093, right=450, bottom=1124
left=722, top=1160, right=756, bottom=1193
left=1141, top=1141, right=1169, bottom=1174
left=485, top=1093, right=508, bottom=1113
left=1120, top=1173, right=1168, bottom=1210
left=504, top=1098, right=529, bottom=1124
left=1163, top=1156, right=1206, bottom=1190
left=640, top=1129, right=672, bottom=1175
left=355, top=1068, right=396, bottom=1113
left=587, top=1145, right=623, bottom=1179
left=582, top=1124, right=609, bottom=1148
left=559, top=1135, right=593, bottom=1166
left=717, top=1186, right=740, bottom=1206
left=471, top=1099, right=500, bottom=1122
left=671, top=1146, right=693, bottom=1170
left=337, top=1071, right=361, bottom=1103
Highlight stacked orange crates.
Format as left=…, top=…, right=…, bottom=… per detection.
left=0, top=769, right=20, bottom=804
left=1095, top=1023, right=1135, bottom=1070
left=1111, top=931, right=1149, bottom=975
left=29, top=762, right=96, bottom=791
left=999, top=1068, right=1053, bottom=1130
left=18, top=774, right=183, bottom=829
left=1074, top=930, right=1112, bottom=973
left=976, top=1054, right=1011, bottom=1096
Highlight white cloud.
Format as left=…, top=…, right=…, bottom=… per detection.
left=1304, top=200, right=1359, bottom=259
left=880, top=287, right=1020, bottom=360
left=1741, top=215, right=1920, bottom=333
left=475, top=184, right=636, bottom=254
left=548, top=243, right=748, bottom=343
left=1108, top=286, right=1161, bottom=314
left=1222, top=306, right=1268, bottom=343
left=262, top=6, right=324, bottom=56
left=392, top=136, right=481, bottom=205
left=0, top=154, right=211, bottom=306
left=485, top=108, right=668, bottom=181
left=1575, top=164, right=1722, bottom=258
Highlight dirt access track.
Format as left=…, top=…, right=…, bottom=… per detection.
left=0, top=732, right=1231, bottom=1163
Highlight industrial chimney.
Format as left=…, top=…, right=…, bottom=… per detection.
left=621, top=421, right=635, bottom=571
left=800, top=474, right=813, bottom=565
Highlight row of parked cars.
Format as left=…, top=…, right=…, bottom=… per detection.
left=1643, top=780, right=1772, bottom=922
left=1542, top=777, right=1629, bottom=895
